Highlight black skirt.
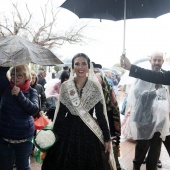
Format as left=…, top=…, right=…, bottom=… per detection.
left=42, top=114, right=111, bottom=170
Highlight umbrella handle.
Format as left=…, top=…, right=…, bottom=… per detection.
left=121, top=54, right=126, bottom=68
left=14, top=66, right=16, bottom=85
left=122, top=0, right=126, bottom=55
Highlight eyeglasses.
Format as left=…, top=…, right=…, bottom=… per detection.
left=11, top=73, right=24, bottom=79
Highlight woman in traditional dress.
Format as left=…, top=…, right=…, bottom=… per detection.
left=41, top=53, right=116, bottom=170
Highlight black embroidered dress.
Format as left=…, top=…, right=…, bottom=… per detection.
left=42, top=79, right=112, bottom=170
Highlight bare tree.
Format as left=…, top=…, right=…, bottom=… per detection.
left=0, top=1, right=88, bottom=48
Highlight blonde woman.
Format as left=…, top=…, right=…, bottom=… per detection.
left=0, top=65, right=39, bottom=170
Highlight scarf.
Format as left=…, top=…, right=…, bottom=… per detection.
left=10, top=80, right=31, bottom=92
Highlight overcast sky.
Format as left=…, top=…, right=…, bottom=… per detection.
left=1, top=0, right=170, bottom=68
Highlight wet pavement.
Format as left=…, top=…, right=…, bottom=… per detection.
left=15, top=90, right=170, bottom=169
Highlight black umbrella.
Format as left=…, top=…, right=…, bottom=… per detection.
left=61, top=0, right=170, bottom=54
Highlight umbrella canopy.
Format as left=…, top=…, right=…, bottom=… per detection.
left=61, top=57, right=72, bottom=67
left=61, top=0, right=170, bottom=54
left=57, top=56, right=72, bottom=67
left=102, top=68, right=122, bottom=76
left=0, top=35, right=63, bottom=67
left=61, top=0, right=170, bottom=20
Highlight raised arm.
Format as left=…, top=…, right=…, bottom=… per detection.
left=129, top=65, right=170, bottom=85
left=120, top=55, right=170, bottom=85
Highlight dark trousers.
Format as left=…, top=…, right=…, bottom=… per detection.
left=133, top=132, right=162, bottom=170
left=163, top=135, right=170, bottom=156
left=0, top=137, right=33, bottom=170
left=112, top=142, right=121, bottom=170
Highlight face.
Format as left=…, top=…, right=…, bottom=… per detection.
left=73, top=57, right=89, bottom=78
left=107, top=72, right=111, bottom=78
left=41, top=72, right=46, bottom=78
left=11, top=72, right=27, bottom=86
left=31, top=75, right=36, bottom=85
left=150, top=53, right=164, bottom=71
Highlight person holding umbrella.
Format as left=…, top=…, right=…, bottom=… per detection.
left=121, top=52, right=170, bottom=169
left=0, top=65, right=39, bottom=170
left=120, top=54, right=170, bottom=163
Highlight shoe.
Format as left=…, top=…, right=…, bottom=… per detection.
left=157, top=160, right=162, bottom=168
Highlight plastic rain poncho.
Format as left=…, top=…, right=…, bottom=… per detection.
left=129, top=79, right=170, bottom=140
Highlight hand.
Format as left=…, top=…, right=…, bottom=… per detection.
left=11, top=86, right=20, bottom=96
left=39, top=111, right=44, bottom=116
left=104, top=141, right=111, bottom=154
left=120, top=55, right=131, bottom=70
left=40, top=151, right=47, bottom=160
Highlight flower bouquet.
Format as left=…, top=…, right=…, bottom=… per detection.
left=34, top=128, right=58, bottom=163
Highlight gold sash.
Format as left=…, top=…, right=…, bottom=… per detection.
left=66, top=81, right=116, bottom=170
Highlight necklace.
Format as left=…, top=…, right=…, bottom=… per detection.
left=74, top=78, right=88, bottom=98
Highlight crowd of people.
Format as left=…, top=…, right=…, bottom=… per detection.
left=0, top=53, right=123, bottom=170
left=0, top=51, right=169, bottom=170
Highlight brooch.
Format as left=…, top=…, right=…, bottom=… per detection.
left=69, top=89, right=75, bottom=96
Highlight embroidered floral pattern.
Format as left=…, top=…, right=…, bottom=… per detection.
left=60, top=80, right=103, bottom=116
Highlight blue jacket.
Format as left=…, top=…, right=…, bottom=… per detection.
left=0, top=67, right=39, bottom=140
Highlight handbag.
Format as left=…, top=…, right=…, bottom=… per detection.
left=34, top=115, right=50, bottom=130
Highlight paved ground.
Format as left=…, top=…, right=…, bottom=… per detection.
left=118, top=90, right=170, bottom=170
left=30, top=156, right=41, bottom=170
left=18, top=90, right=170, bottom=169
left=28, top=139, right=170, bottom=170
left=119, top=139, right=170, bottom=170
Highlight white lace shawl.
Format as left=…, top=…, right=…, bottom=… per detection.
left=52, top=63, right=108, bottom=127
left=60, top=79, right=103, bottom=115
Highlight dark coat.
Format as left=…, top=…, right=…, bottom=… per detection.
left=130, top=65, right=170, bottom=85
left=0, top=67, right=39, bottom=140
left=31, top=83, right=46, bottom=112
left=38, top=75, right=46, bottom=89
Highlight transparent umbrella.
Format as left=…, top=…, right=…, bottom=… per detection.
left=0, top=35, right=63, bottom=67
left=57, top=57, right=72, bottom=67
